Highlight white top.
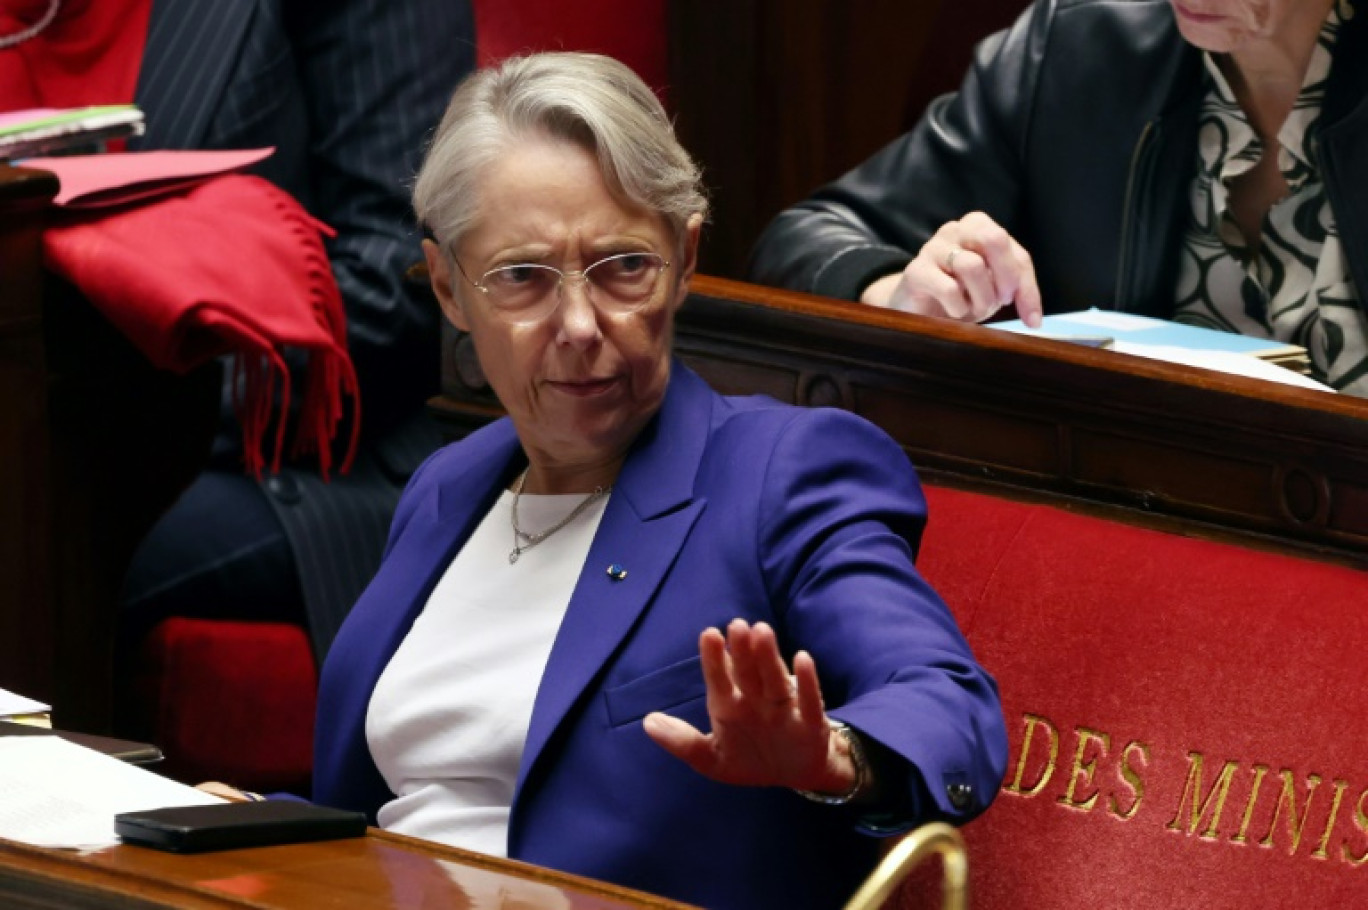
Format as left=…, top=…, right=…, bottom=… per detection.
left=366, top=487, right=610, bottom=857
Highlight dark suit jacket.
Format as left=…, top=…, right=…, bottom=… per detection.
left=313, top=363, right=1008, bottom=910
left=130, top=0, right=476, bottom=654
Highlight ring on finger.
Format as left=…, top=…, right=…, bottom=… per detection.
left=944, top=248, right=961, bottom=273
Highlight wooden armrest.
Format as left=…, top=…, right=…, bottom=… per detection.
left=0, top=163, right=59, bottom=210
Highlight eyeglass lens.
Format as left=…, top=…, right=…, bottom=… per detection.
left=480, top=252, right=667, bottom=318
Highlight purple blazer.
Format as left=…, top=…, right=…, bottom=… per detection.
left=313, top=363, right=1006, bottom=910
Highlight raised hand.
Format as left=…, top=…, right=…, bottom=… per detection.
left=643, top=619, right=858, bottom=795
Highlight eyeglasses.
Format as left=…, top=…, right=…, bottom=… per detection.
left=454, top=251, right=672, bottom=325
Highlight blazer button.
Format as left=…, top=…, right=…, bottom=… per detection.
left=266, top=473, right=302, bottom=505
left=947, top=782, right=974, bottom=810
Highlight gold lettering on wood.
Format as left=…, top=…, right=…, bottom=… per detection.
left=1109, top=740, right=1150, bottom=821
left=1058, top=727, right=1110, bottom=812
left=1005, top=713, right=1058, bottom=797
left=1168, top=752, right=1238, bottom=840
left=1260, top=769, right=1323, bottom=855
left=1312, top=779, right=1349, bottom=860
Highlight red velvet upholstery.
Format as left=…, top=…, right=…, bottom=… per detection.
left=471, top=0, right=669, bottom=96
left=912, top=486, right=1368, bottom=908
left=133, top=619, right=315, bottom=793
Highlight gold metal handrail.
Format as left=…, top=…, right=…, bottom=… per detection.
left=841, top=822, right=968, bottom=910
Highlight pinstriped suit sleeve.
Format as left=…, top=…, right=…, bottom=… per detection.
left=285, top=0, right=476, bottom=435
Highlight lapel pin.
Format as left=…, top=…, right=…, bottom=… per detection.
left=606, top=564, right=628, bottom=581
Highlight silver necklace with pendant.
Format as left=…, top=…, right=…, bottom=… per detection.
left=508, top=467, right=609, bottom=564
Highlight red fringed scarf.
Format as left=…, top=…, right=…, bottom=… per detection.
left=0, top=0, right=151, bottom=114
left=42, top=174, right=360, bottom=478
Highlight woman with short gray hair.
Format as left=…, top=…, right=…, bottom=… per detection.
left=415, top=52, right=707, bottom=254
left=309, top=52, right=1004, bottom=910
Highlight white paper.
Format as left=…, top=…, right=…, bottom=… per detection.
left=1046, top=309, right=1159, bottom=331
left=0, top=736, right=223, bottom=849
left=0, top=687, right=50, bottom=718
left=1111, top=342, right=1334, bottom=392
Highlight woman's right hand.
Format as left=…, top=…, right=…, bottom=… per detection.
left=642, top=620, right=853, bottom=795
left=861, top=211, right=1043, bottom=328
left=196, top=781, right=252, bottom=802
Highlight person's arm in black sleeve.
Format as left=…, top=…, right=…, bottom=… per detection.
left=286, top=0, right=476, bottom=438
left=747, top=3, right=1049, bottom=303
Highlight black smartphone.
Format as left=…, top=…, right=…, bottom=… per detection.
left=115, top=800, right=367, bottom=853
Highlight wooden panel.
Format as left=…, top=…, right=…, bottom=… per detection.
left=1069, top=429, right=1273, bottom=514
left=0, top=833, right=697, bottom=909
left=668, top=0, right=941, bottom=278
left=680, top=277, right=1368, bottom=564
left=666, top=0, right=1031, bottom=279
left=42, top=280, right=220, bottom=733
left=0, top=164, right=218, bottom=733
left=853, top=384, right=1062, bottom=478
left=0, top=166, right=59, bottom=713
left=435, top=274, right=1368, bottom=567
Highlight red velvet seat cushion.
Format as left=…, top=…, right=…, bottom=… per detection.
left=133, top=618, right=315, bottom=793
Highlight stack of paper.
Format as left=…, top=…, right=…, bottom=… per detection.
left=0, top=105, right=145, bottom=161
left=0, top=736, right=222, bottom=850
left=1105, top=341, right=1331, bottom=391
left=992, top=308, right=1324, bottom=390
left=0, top=686, right=51, bottom=728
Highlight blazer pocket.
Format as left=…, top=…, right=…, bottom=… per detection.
left=603, top=656, right=706, bottom=729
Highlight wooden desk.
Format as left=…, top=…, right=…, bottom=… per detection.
left=0, top=164, right=218, bottom=733
left=0, top=832, right=697, bottom=910
left=434, top=274, right=1368, bottom=567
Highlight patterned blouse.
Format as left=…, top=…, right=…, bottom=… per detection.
left=1172, top=0, right=1366, bottom=395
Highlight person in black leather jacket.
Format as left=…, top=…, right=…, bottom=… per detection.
left=749, top=0, right=1368, bottom=359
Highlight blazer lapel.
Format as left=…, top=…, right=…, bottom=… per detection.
left=514, top=365, right=716, bottom=796
left=133, top=0, right=259, bottom=150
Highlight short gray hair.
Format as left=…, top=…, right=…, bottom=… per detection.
left=413, top=52, right=709, bottom=254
